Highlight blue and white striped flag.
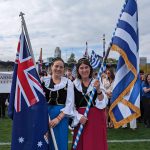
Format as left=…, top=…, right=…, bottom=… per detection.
left=90, top=50, right=101, bottom=69
left=109, top=0, right=140, bottom=128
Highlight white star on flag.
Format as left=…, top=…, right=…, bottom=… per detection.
left=37, top=141, right=43, bottom=147
left=18, top=137, right=24, bottom=143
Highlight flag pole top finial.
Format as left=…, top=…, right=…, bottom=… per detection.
left=19, top=12, right=25, bottom=17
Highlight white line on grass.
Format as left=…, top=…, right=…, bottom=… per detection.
left=1, top=139, right=150, bottom=145
left=0, top=142, right=10, bottom=145
left=68, top=139, right=150, bottom=144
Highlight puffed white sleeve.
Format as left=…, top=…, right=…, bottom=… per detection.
left=95, top=84, right=108, bottom=109
left=71, top=108, right=83, bottom=127
left=60, top=79, right=75, bottom=117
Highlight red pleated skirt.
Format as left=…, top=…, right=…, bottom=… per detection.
left=72, top=107, right=108, bottom=150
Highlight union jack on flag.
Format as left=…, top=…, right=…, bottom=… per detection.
left=109, top=0, right=140, bottom=128
left=8, top=30, right=49, bottom=150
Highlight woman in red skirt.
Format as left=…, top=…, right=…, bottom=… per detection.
left=72, top=58, right=108, bottom=150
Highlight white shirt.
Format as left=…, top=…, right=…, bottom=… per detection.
left=72, top=78, right=108, bottom=126
left=43, top=76, right=75, bottom=117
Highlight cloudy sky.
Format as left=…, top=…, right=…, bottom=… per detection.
left=0, top=0, right=149, bottom=63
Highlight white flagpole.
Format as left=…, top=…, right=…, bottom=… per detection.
left=49, top=116, right=58, bottom=150
left=19, top=12, right=58, bottom=150
left=19, top=12, right=36, bottom=66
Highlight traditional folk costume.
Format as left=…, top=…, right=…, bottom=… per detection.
left=72, top=78, right=108, bottom=150
left=42, top=76, right=74, bottom=150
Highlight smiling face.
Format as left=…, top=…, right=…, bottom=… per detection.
left=106, top=70, right=111, bottom=77
left=147, top=74, right=150, bottom=84
left=78, top=63, right=91, bottom=79
left=51, top=60, right=64, bottom=78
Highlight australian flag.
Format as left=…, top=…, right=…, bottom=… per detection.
left=8, top=31, right=49, bottom=150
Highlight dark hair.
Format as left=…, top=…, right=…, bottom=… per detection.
left=145, top=73, right=150, bottom=85
left=76, top=58, right=93, bottom=79
left=140, top=70, right=144, bottom=74
left=106, top=69, right=115, bottom=81
left=51, top=57, right=65, bottom=66
left=67, top=67, right=72, bottom=71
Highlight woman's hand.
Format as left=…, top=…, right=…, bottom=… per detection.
left=93, top=79, right=101, bottom=91
left=106, top=91, right=112, bottom=98
left=79, top=116, right=88, bottom=125
left=49, top=118, right=60, bottom=128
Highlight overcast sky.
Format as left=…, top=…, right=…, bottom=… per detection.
left=0, top=0, right=149, bottom=63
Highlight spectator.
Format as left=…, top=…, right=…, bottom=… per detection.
left=0, top=93, right=9, bottom=118
left=142, top=73, right=150, bottom=128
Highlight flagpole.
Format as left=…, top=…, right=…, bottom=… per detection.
left=19, top=12, right=36, bottom=66
left=49, top=116, right=58, bottom=150
left=103, top=34, right=106, bottom=59
left=19, top=12, right=58, bottom=150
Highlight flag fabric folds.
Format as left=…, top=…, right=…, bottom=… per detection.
left=109, top=0, right=140, bottom=128
left=8, top=31, right=49, bottom=150
left=90, top=50, right=102, bottom=69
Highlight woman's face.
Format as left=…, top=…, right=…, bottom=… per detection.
left=51, top=60, right=64, bottom=78
left=106, top=70, right=111, bottom=77
left=78, top=63, right=91, bottom=79
left=147, top=75, right=150, bottom=84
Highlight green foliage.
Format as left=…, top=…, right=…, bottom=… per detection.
left=67, top=53, right=76, bottom=64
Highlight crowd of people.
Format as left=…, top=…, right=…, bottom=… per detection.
left=1, top=57, right=150, bottom=150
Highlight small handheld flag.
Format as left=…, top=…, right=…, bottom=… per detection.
left=90, top=50, right=102, bottom=69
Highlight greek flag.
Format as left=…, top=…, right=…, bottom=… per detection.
left=90, top=50, right=101, bottom=69
left=109, top=0, right=140, bottom=128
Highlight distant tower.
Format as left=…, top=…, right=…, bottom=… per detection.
left=38, top=48, right=43, bottom=73
left=54, top=47, right=61, bottom=58
left=83, top=41, right=89, bottom=59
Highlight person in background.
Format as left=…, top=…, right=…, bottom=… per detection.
left=103, top=69, right=115, bottom=128
left=0, top=93, right=9, bottom=118
left=65, top=67, right=75, bottom=134
left=138, top=70, right=145, bottom=123
left=65, top=67, right=75, bottom=81
left=92, top=71, right=98, bottom=79
left=142, top=73, right=150, bottom=128
left=72, top=58, right=108, bottom=150
left=42, top=57, right=75, bottom=150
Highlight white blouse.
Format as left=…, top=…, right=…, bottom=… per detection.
left=72, top=78, right=108, bottom=126
left=43, top=76, right=75, bottom=117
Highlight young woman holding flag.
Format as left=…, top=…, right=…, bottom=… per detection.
left=72, top=58, right=108, bottom=150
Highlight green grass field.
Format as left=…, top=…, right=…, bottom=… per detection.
left=0, top=117, right=150, bottom=150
